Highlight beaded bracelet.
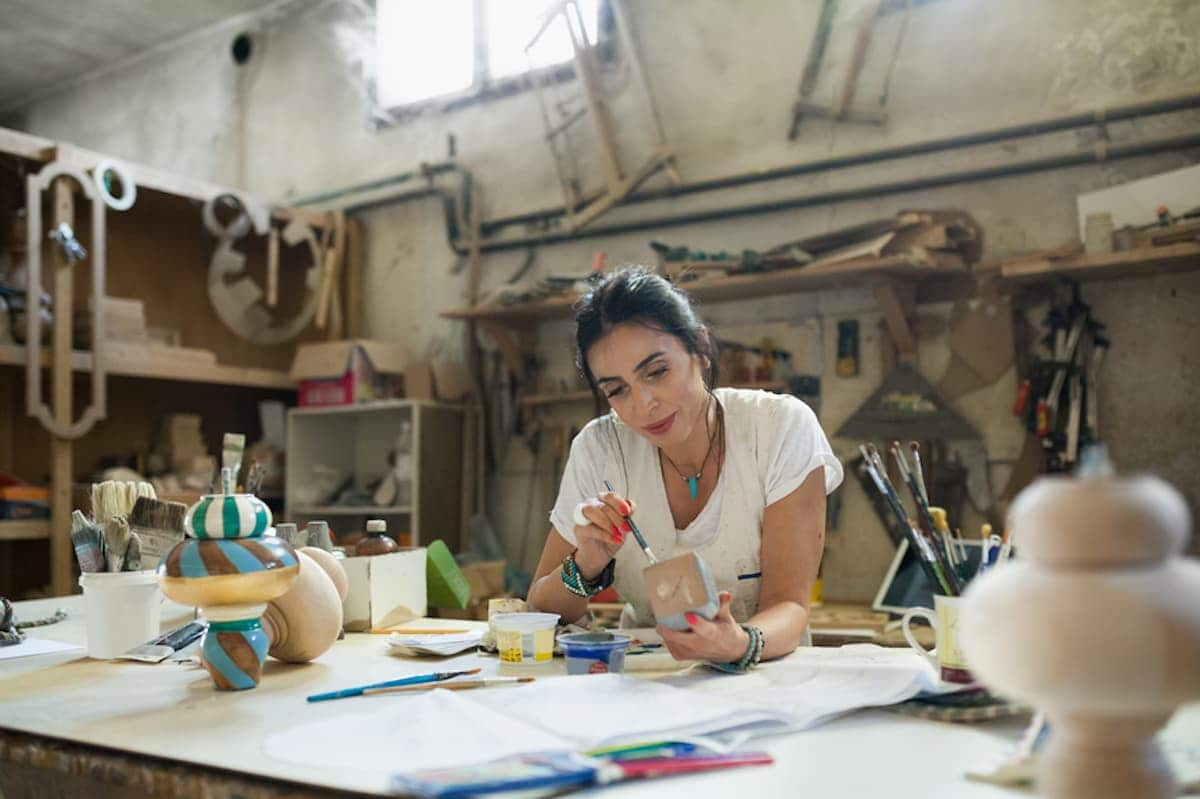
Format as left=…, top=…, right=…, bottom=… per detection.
left=709, top=624, right=765, bottom=673
left=560, top=553, right=615, bottom=598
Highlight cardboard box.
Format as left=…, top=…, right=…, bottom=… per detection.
left=406, top=359, right=473, bottom=401
left=341, top=547, right=427, bottom=631
left=290, top=339, right=408, bottom=407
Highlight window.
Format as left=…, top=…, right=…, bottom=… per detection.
left=374, top=0, right=603, bottom=115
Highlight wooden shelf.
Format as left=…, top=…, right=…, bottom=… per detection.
left=0, top=344, right=295, bottom=390
left=288, top=399, right=458, bottom=416
left=291, top=505, right=412, bottom=516
left=518, top=381, right=789, bottom=407
left=442, top=254, right=957, bottom=324
left=1000, top=242, right=1200, bottom=283
left=0, top=520, right=50, bottom=542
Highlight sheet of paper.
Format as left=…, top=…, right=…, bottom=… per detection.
left=387, top=631, right=483, bottom=657
left=0, top=637, right=82, bottom=661
left=263, top=688, right=564, bottom=780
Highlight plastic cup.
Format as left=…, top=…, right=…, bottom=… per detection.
left=78, top=570, right=163, bottom=659
left=558, top=632, right=633, bottom=675
left=491, top=612, right=559, bottom=665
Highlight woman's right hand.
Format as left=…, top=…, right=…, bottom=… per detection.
left=573, top=491, right=636, bottom=579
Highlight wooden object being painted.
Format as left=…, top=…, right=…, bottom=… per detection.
left=961, top=474, right=1200, bottom=799
left=157, top=446, right=300, bottom=690
left=644, top=552, right=719, bottom=631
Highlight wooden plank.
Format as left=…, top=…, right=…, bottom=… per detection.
left=0, top=344, right=294, bottom=389
left=442, top=254, right=947, bottom=322
left=834, top=0, right=882, bottom=118
left=873, top=279, right=917, bottom=360
left=0, top=521, right=51, bottom=542
left=417, top=405, right=464, bottom=553
left=50, top=178, right=74, bottom=597
left=0, top=370, right=13, bottom=471
left=1001, top=242, right=1200, bottom=283
left=481, top=323, right=527, bottom=383
left=0, top=128, right=56, bottom=161
left=345, top=217, right=365, bottom=338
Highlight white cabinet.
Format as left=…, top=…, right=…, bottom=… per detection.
left=285, top=400, right=463, bottom=548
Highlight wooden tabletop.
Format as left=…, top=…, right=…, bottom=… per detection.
left=3, top=594, right=1194, bottom=798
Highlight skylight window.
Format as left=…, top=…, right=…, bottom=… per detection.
left=375, top=0, right=601, bottom=112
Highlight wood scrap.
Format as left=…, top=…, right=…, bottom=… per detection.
left=315, top=210, right=346, bottom=331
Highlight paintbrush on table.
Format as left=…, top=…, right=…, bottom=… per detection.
left=306, top=667, right=482, bottom=703
left=363, top=677, right=534, bottom=696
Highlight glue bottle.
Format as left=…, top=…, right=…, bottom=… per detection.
left=356, top=518, right=399, bottom=556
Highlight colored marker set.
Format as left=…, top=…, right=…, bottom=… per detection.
left=390, top=743, right=774, bottom=798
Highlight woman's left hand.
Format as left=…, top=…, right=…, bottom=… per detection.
left=656, top=591, right=749, bottom=664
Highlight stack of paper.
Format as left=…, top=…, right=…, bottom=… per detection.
left=265, top=645, right=943, bottom=779
left=387, top=631, right=483, bottom=657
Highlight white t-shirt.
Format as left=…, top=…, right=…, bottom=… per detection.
left=550, top=388, right=843, bottom=627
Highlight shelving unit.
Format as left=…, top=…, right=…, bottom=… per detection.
left=284, top=400, right=463, bottom=550
left=442, top=253, right=954, bottom=324
left=0, top=344, right=294, bottom=390
left=999, top=242, right=1200, bottom=283
left=518, top=381, right=789, bottom=407
left=0, top=125, right=311, bottom=597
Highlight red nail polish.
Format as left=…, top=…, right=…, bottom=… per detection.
left=685, top=613, right=699, bottom=625
left=621, top=522, right=631, bottom=533
left=611, top=525, right=620, bottom=536
left=621, top=501, right=632, bottom=515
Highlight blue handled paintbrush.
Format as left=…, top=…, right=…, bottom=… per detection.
left=306, top=667, right=481, bottom=703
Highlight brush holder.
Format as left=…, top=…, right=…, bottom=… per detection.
left=960, top=475, right=1200, bottom=799
left=158, top=492, right=299, bottom=690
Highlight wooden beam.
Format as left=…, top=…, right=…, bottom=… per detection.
left=873, top=278, right=917, bottom=362
left=50, top=177, right=74, bottom=596
left=345, top=217, right=365, bottom=338
left=481, top=322, right=526, bottom=383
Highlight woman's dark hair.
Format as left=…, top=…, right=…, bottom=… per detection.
left=574, top=266, right=719, bottom=407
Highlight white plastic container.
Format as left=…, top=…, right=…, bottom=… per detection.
left=491, top=612, right=559, bottom=665
left=78, top=570, right=163, bottom=659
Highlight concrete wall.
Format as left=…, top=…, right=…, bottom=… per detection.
left=6, top=0, right=1199, bottom=598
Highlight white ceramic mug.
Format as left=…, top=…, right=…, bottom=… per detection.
left=901, top=594, right=974, bottom=684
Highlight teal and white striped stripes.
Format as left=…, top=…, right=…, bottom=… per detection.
left=186, top=494, right=272, bottom=539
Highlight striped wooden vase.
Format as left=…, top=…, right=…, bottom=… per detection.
left=157, top=537, right=300, bottom=607
left=158, top=492, right=299, bottom=691
left=185, top=492, right=272, bottom=539
left=201, top=604, right=271, bottom=691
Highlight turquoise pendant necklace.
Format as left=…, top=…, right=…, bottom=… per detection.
left=661, top=401, right=721, bottom=500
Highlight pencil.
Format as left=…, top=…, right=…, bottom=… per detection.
left=362, top=677, right=535, bottom=696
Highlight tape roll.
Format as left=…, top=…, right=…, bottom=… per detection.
left=572, top=502, right=592, bottom=529
left=94, top=159, right=137, bottom=211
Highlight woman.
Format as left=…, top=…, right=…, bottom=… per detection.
left=528, top=267, right=842, bottom=670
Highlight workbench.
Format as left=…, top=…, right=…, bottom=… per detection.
left=1, top=594, right=1196, bottom=798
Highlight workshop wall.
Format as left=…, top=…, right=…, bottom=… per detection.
left=6, top=0, right=1199, bottom=598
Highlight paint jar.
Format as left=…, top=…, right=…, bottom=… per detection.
left=78, top=569, right=163, bottom=659
left=558, top=632, right=633, bottom=675
left=491, top=612, right=559, bottom=666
